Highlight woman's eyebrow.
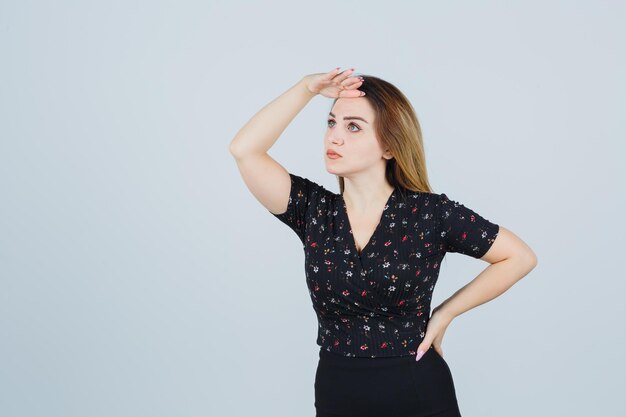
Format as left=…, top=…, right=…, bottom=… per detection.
left=328, top=112, right=369, bottom=124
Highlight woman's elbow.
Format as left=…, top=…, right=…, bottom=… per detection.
left=516, top=250, right=538, bottom=274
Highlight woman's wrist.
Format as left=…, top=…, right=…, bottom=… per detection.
left=432, top=304, right=456, bottom=323
left=299, top=76, right=318, bottom=98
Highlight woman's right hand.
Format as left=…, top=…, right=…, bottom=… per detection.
left=303, top=67, right=365, bottom=99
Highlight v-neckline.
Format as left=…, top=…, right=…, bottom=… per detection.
left=339, top=187, right=396, bottom=259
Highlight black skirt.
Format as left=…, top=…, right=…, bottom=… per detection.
left=314, top=345, right=462, bottom=417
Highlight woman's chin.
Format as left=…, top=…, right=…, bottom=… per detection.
left=325, top=166, right=342, bottom=175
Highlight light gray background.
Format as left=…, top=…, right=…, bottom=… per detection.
left=1, top=1, right=624, bottom=416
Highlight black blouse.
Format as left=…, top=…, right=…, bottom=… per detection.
left=269, top=173, right=499, bottom=358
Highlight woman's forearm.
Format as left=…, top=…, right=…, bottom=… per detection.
left=437, top=256, right=537, bottom=320
left=229, top=77, right=317, bottom=158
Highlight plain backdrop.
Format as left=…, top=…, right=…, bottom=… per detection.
left=1, top=1, right=624, bottom=416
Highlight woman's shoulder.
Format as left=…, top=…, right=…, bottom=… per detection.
left=396, top=187, right=442, bottom=206
left=285, top=172, right=338, bottom=203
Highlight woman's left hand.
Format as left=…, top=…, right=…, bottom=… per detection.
left=414, top=306, right=454, bottom=361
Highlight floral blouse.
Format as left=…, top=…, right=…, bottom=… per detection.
left=269, top=172, right=499, bottom=358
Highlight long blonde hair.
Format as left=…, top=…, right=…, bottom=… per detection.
left=331, top=75, right=433, bottom=196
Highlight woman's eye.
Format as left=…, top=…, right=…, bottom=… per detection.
left=327, top=119, right=361, bottom=132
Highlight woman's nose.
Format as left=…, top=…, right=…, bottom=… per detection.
left=328, top=135, right=342, bottom=145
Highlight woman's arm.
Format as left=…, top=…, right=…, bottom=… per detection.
left=228, top=77, right=317, bottom=158
left=416, top=225, right=537, bottom=360
left=227, top=76, right=318, bottom=215
left=228, top=69, right=363, bottom=215
left=435, top=225, right=537, bottom=320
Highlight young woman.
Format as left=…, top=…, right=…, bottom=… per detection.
left=229, top=67, right=537, bottom=417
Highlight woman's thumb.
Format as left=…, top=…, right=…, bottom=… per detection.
left=415, top=342, right=431, bottom=362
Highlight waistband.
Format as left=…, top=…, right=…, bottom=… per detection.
left=318, top=345, right=435, bottom=369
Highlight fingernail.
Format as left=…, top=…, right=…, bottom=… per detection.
left=361, top=91, right=366, bottom=96
left=415, top=350, right=425, bottom=361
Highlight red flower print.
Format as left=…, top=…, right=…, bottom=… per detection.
left=342, top=290, right=350, bottom=296
left=361, top=290, right=367, bottom=296
left=360, top=344, right=368, bottom=350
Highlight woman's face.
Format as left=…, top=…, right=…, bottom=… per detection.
left=324, top=97, right=390, bottom=176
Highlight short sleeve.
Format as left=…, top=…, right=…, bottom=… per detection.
left=269, top=172, right=325, bottom=244
left=437, top=193, right=499, bottom=258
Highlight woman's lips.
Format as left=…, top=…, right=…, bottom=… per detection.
left=326, top=150, right=342, bottom=159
